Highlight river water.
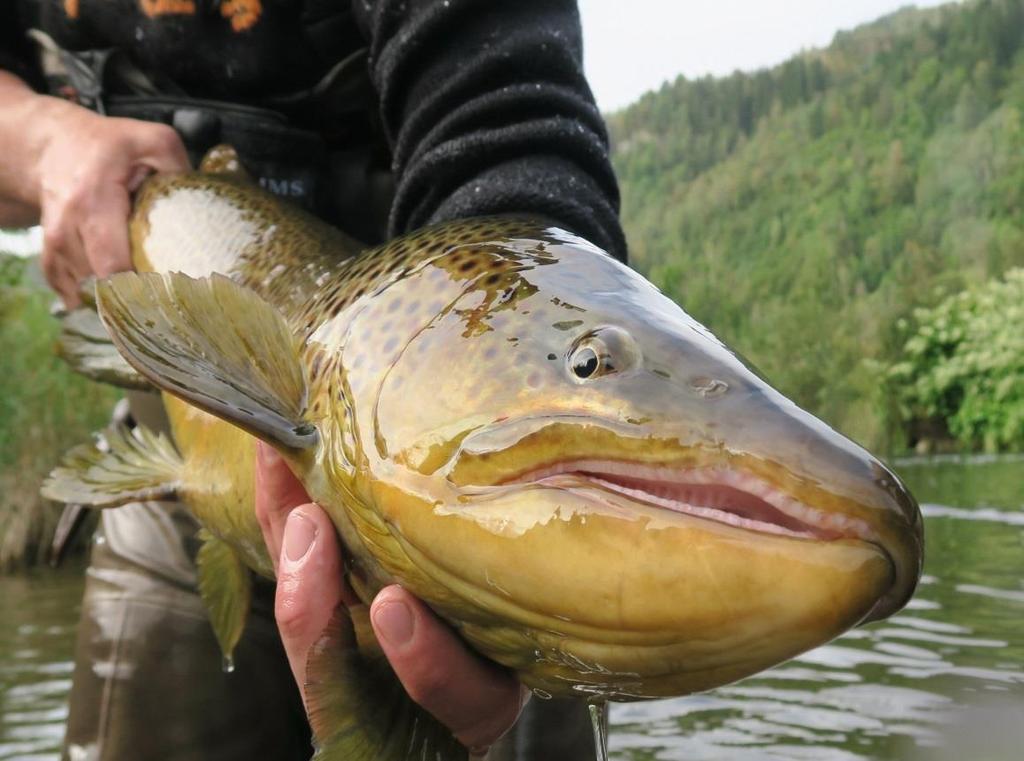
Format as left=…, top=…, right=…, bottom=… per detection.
left=1, top=456, right=1021, bottom=760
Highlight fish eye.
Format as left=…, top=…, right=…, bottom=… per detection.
left=571, top=346, right=600, bottom=378
left=566, top=326, right=640, bottom=382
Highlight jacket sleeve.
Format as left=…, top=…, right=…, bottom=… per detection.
left=352, top=0, right=627, bottom=261
left=0, top=3, right=44, bottom=90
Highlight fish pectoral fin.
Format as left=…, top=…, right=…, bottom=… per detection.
left=96, top=271, right=316, bottom=450
left=56, top=304, right=152, bottom=390
left=305, top=605, right=467, bottom=761
left=41, top=422, right=182, bottom=507
left=197, top=529, right=253, bottom=664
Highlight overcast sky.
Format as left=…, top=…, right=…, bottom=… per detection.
left=579, top=0, right=959, bottom=111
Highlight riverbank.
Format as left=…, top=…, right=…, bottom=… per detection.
left=0, top=254, right=116, bottom=569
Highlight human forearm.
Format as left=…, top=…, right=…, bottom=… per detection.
left=0, top=70, right=61, bottom=226
left=0, top=69, right=189, bottom=303
left=354, top=0, right=627, bottom=261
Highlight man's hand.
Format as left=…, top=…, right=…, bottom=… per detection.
left=1, top=74, right=189, bottom=304
left=254, top=442, right=528, bottom=755
left=31, top=102, right=189, bottom=306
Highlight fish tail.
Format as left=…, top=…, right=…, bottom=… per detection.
left=305, top=606, right=468, bottom=761
left=41, top=421, right=182, bottom=507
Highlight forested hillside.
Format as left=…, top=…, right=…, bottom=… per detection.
left=608, top=0, right=1024, bottom=451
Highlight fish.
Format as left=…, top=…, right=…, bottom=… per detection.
left=44, top=146, right=923, bottom=760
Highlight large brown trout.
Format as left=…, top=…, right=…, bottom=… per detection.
left=45, top=148, right=922, bottom=760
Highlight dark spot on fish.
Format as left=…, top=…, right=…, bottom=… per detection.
left=546, top=353, right=557, bottom=360
left=553, top=320, right=584, bottom=331
left=691, top=377, right=729, bottom=398
left=483, top=346, right=498, bottom=360
left=406, top=300, right=421, bottom=315
left=484, top=273, right=501, bottom=286
left=651, top=368, right=671, bottom=380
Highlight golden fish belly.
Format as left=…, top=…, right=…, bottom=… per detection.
left=164, top=395, right=274, bottom=579
left=364, top=477, right=892, bottom=699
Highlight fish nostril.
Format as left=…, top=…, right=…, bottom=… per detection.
left=690, top=377, right=729, bottom=398
left=871, top=462, right=919, bottom=527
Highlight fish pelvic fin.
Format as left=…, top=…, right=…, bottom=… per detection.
left=95, top=271, right=317, bottom=451
left=41, top=422, right=182, bottom=507
left=197, top=529, right=252, bottom=665
left=306, top=605, right=468, bottom=761
left=55, top=280, right=152, bottom=390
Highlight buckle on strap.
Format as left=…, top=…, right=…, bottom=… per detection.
left=26, top=29, right=114, bottom=114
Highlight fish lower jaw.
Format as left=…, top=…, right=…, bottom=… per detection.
left=508, top=459, right=875, bottom=542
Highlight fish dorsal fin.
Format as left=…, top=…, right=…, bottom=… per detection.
left=96, top=271, right=316, bottom=450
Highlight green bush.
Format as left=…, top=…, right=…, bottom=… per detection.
left=609, top=0, right=1024, bottom=452
left=886, top=268, right=1024, bottom=451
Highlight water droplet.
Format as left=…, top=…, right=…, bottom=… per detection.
left=533, top=688, right=552, bottom=700
left=221, top=655, right=235, bottom=674
left=589, top=702, right=609, bottom=761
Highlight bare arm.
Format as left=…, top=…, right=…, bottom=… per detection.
left=0, top=70, right=53, bottom=226
left=0, top=70, right=189, bottom=305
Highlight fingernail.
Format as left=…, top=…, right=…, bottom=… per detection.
left=257, top=442, right=281, bottom=468
left=373, top=600, right=414, bottom=647
left=283, top=510, right=317, bottom=564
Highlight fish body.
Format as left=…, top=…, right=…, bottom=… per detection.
left=46, top=150, right=923, bottom=758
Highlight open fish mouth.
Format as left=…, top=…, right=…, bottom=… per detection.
left=504, top=460, right=877, bottom=542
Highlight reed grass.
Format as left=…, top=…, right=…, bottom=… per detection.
left=0, top=253, right=116, bottom=570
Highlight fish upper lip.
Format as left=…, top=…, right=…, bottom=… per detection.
left=502, top=459, right=879, bottom=542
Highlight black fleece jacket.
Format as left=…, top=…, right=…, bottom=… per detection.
left=0, top=0, right=626, bottom=260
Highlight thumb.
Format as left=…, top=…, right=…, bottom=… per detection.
left=274, top=503, right=348, bottom=699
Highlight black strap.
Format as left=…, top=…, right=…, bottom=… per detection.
left=26, top=27, right=393, bottom=243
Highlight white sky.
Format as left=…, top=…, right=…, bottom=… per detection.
left=580, top=0, right=959, bottom=111
left=0, top=227, right=40, bottom=257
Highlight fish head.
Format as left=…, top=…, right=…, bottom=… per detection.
left=334, top=219, right=922, bottom=700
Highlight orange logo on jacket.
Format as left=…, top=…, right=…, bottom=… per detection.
left=138, top=0, right=197, bottom=16
left=63, top=0, right=263, bottom=33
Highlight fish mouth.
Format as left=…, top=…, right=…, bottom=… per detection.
left=503, top=459, right=878, bottom=543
